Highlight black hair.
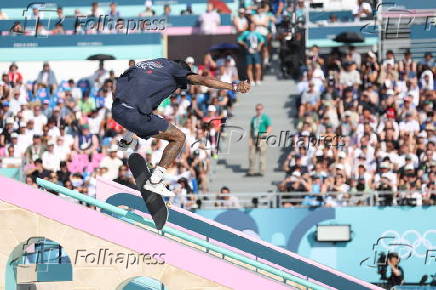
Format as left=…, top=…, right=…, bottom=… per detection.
left=173, top=59, right=192, bottom=72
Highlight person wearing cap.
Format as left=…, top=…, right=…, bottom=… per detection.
left=373, top=161, right=397, bottom=192
left=42, top=141, right=61, bottom=172
left=74, top=124, right=98, bottom=154
left=185, top=56, right=198, bottom=74
left=339, top=60, right=360, bottom=89
left=399, top=111, right=419, bottom=135
left=113, top=58, right=250, bottom=197
left=418, top=52, right=434, bottom=70
left=398, top=49, right=416, bottom=74
left=1, top=100, right=14, bottom=121
left=100, top=145, right=123, bottom=181
left=247, top=103, right=271, bottom=176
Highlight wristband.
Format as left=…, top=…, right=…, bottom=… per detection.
left=232, top=81, right=239, bottom=92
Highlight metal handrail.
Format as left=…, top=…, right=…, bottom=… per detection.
left=36, top=178, right=326, bottom=290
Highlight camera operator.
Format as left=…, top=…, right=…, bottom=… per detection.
left=386, top=252, right=404, bottom=289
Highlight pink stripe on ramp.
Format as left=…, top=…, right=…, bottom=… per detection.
left=0, top=176, right=293, bottom=290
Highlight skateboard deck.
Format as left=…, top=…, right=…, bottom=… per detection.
left=128, top=153, right=168, bottom=230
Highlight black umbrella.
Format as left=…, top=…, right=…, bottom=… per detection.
left=87, top=54, right=116, bottom=61
left=334, top=32, right=364, bottom=43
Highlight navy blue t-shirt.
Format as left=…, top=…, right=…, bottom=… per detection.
left=115, top=58, right=195, bottom=114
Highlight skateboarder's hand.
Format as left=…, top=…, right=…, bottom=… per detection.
left=236, top=81, right=251, bottom=94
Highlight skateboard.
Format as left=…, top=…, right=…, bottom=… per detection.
left=128, top=153, right=169, bottom=230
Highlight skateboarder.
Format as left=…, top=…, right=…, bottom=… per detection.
left=112, top=58, right=251, bottom=197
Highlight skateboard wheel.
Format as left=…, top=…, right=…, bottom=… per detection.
left=166, top=202, right=172, bottom=207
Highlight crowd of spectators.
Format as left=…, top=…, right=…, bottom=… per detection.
left=0, top=55, right=239, bottom=209
left=278, top=46, right=435, bottom=208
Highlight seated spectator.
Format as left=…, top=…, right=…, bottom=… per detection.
left=99, top=145, right=123, bottom=180
left=113, top=165, right=135, bottom=189
left=35, top=62, right=57, bottom=94
left=27, top=158, right=51, bottom=182
left=215, top=186, right=240, bottom=208
left=51, top=23, right=65, bottom=35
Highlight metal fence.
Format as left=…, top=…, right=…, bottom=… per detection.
left=184, top=190, right=436, bottom=210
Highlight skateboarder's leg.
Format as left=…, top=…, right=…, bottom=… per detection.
left=144, top=124, right=185, bottom=195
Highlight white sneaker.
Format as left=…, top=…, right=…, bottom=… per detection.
left=144, top=179, right=175, bottom=197
left=250, top=81, right=256, bottom=87
left=256, top=81, right=262, bottom=86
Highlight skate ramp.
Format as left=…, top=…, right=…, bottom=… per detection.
left=0, top=176, right=326, bottom=290
left=97, top=177, right=382, bottom=290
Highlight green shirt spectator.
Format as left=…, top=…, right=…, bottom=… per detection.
left=78, top=95, right=96, bottom=114
left=250, top=112, right=271, bottom=138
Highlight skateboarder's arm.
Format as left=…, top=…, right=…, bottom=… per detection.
left=187, top=74, right=251, bottom=93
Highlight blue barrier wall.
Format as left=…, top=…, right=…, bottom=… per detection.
left=195, top=207, right=436, bottom=284
left=381, top=0, right=436, bottom=10
left=410, top=25, right=436, bottom=40
left=0, top=33, right=163, bottom=61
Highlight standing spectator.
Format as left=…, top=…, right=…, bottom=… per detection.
left=163, top=4, right=171, bottom=16
left=251, top=3, right=274, bottom=66
left=233, top=8, right=248, bottom=34
left=199, top=3, right=220, bottom=35
left=247, top=104, right=271, bottom=177
left=108, top=2, right=120, bottom=17
left=238, top=22, right=264, bottom=86
left=56, top=7, right=64, bottom=19
left=0, top=73, right=11, bottom=98
left=272, top=0, right=285, bottom=16
left=89, top=2, right=102, bottom=17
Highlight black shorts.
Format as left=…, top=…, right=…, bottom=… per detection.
left=112, top=99, right=169, bottom=139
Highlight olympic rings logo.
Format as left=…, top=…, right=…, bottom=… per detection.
left=379, top=230, right=436, bottom=259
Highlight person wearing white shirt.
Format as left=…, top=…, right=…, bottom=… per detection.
left=54, top=137, right=70, bottom=161
left=32, top=106, right=48, bottom=135
left=42, top=142, right=61, bottom=172
left=99, top=146, right=123, bottom=180
left=199, top=3, right=220, bottom=35
left=399, top=112, right=420, bottom=134
left=9, top=91, right=25, bottom=114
